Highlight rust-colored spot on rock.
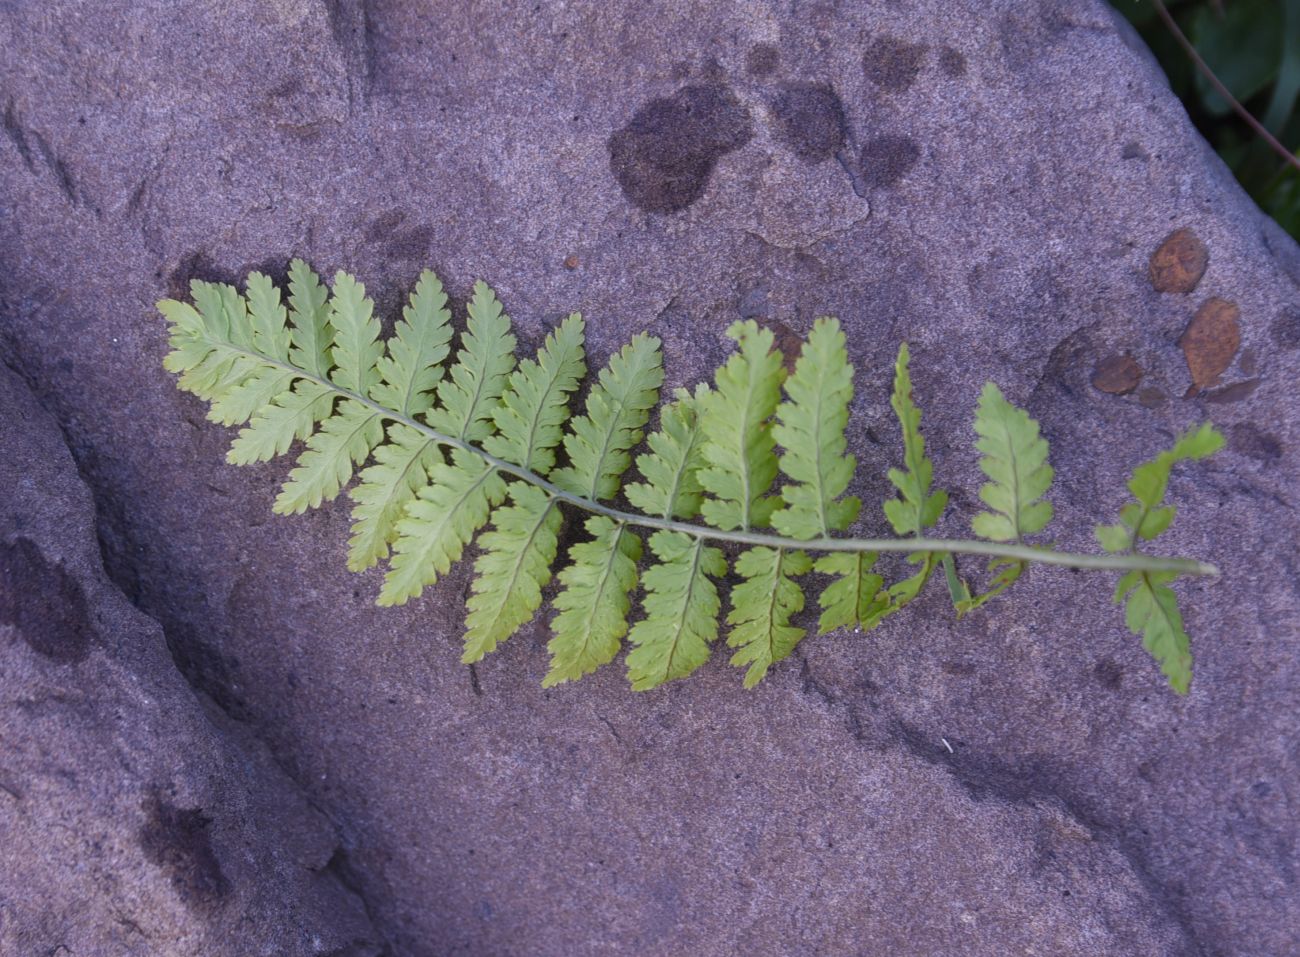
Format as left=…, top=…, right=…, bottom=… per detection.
left=762, top=319, right=803, bottom=373
left=1090, top=354, right=1142, bottom=395
left=1181, top=297, right=1241, bottom=394
left=1149, top=228, right=1208, bottom=293
left=563, top=254, right=580, bottom=270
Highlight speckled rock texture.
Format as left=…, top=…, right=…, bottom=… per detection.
left=1, top=1, right=1297, bottom=955
left=0, top=365, right=382, bottom=955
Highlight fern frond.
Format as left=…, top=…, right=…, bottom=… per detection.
left=463, top=484, right=563, bottom=663
left=246, top=272, right=293, bottom=362
left=626, top=531, right=725, bottom=690
left=870, top=343, right=949, bottom=623
left=1114, top=571, right=1192, bottom=694
left=378, top=451, right=508, bottom=606
left=545, top=382, right=698, bottom=686
left=814, top=551, right=886, bottom=634
left=483, top=313, right=586, bottom=474
left=347, top=422, right=442, bottom=571
left=326, top=271, right=384, bottom=397
left=957, top=382, right=1054, bottom=613
left=771, top=317, right=860, bottom=539
left=727, top=547, right=812, bottom=687
left=370, top=270, right=453, bottom=417
left=274, top=399, right=384, bottom=514
left=1095, top=422, right=1223, bottom=553
left=971, top=383, right=1053, bottom=542
left=882, top=343, right=948, bottom=537
left=624, top=385, right=709, bottom=520
left=287, top=259, right=333, bottom=378
left=426, top=280, right=517, bottom=442
left=699, top=321, right=786, bottom=532
left=544, top=517, right=642, bottom=686
left=159, top=265, right=1223, bottom=696
left=206, top=366, right=294, bottom=427
left=228, top=381, right=335, bottom=465
left=1097, top=422, right=1223, bottom=693
left=551, top=334, right=663, bottom=500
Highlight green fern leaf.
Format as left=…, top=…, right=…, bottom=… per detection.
left=626, top=531, right=725, bottom=690
left=953, top=558, right=1023, bottom=617
left=552, top=334, right=663, bottom=500
left=379, top=450, right=508, bottom=606
left=426, top=280, right=517, bottom=442
left=228, top=381, right=335, bottom=465
left=1096, top=422, right=1223, bottom=693
left=193, top=279, right=253, bottom=350
left=370, top=269, right=453, bottom=416
left=882, top=343, right=948, bottom=536
left=771, top=317, right=860, bottom=539
left=274, top=399, right=384, bottom=514
left=245, top=272, right=293, bottom=362
left=159, top=287, right=259, bottom=401
left=545, top=381, right=696, bottom=687
left=207, top=366, right=295, bottom=427
left=544, top=517, right=643, bottom=687
left=970, top=382, right=1053, bottom=542
left=326, top=271, right=384, bottom=397
left=699, top=321, right=786, bottom=532
left=286, top=259, right=333, bottom=378
left=814, top=551, right=886, bottom=634
left=624, top=385, right=709, bottom=520
left=727, top=547, right=812, bottom=687
left=871, top=343, right=949, bottom=623
left=347, top=422, right=441, bottom=571
left=462, top=483, right=563, bottom=662
left=484, top=313, right=586, bottom=474
left=1115, top=571, right=1193, bottom=694
left=1095, top=422, right=1224, bottom=553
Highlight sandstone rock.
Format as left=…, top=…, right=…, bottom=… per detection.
left=1, top=1, right=1298, bottom=955
left=0, top=365, right=381, bottom=954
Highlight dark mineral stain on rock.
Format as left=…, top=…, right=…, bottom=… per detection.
left=862, top=36, right=926, bottom=93
left=769, top=82, right=846, bottom=163
left=1149, top=227, right=1209, bottom=294
left=138, top=796, right=230, bottom=912
left=859, top=135, right=921, bottom=188
left=0, top=537, right=92, bottom=664
left=1271, top=307, right=1300, bottom=349
left=745, top=43, right=780, bottom=77
left=1229, top=422, right=1282, bottom=463
left=938, top=46, right=967, bottom=77
left=608, top=84, right=754, bottom=213
left=1090, top=354, right=1142, bottom=395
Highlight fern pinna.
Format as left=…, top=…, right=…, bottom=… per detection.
left=159, top=263, right=1222, bottom=694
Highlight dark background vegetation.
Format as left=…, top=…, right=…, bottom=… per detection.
left=1114, top=0, right=1300, bottom=237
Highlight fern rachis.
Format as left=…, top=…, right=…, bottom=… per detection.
left=160, top=264, right=1221, bottom=694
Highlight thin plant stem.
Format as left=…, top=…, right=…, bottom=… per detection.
left=209, top=338, right=1220, bottom=579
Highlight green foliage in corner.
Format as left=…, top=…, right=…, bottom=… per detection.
left=159, top=263, right=1223, bottom=694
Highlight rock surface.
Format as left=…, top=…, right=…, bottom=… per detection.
left=0, top=364, right=382, bottom=955
left=2, top=1, right=1298, bottom=955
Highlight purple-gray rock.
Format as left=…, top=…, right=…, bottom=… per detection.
left=1, top=1, right=1298, bottom=955
left=0, top=364, right=381, bottom=955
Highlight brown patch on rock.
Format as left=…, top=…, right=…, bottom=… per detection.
left=563, top=254, right=580, bottom=270
left=1204, top=378, right=1259, bottom=404
left=1137, top=387, right=1168, bottom=409
left=1181, top=297, right=1241, bottom=394
left=862, top=36, right=926, bottom=93
left=1090, top=354, right=1142, bottom=395
left=0, top=537, right=93, bottom=664
left=745, top=43, right=780, bottom=77
left=859, top=134, right=921, bottom=188
left=1229, top=422, right=1282, bottom=463
left=607, top=84, right=754, bottom=214
left=1149, top=228, right=1208, bottom=293
left=138, top=796, right=231, bottom=912
left=762, top=319, right=803, bottom=373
